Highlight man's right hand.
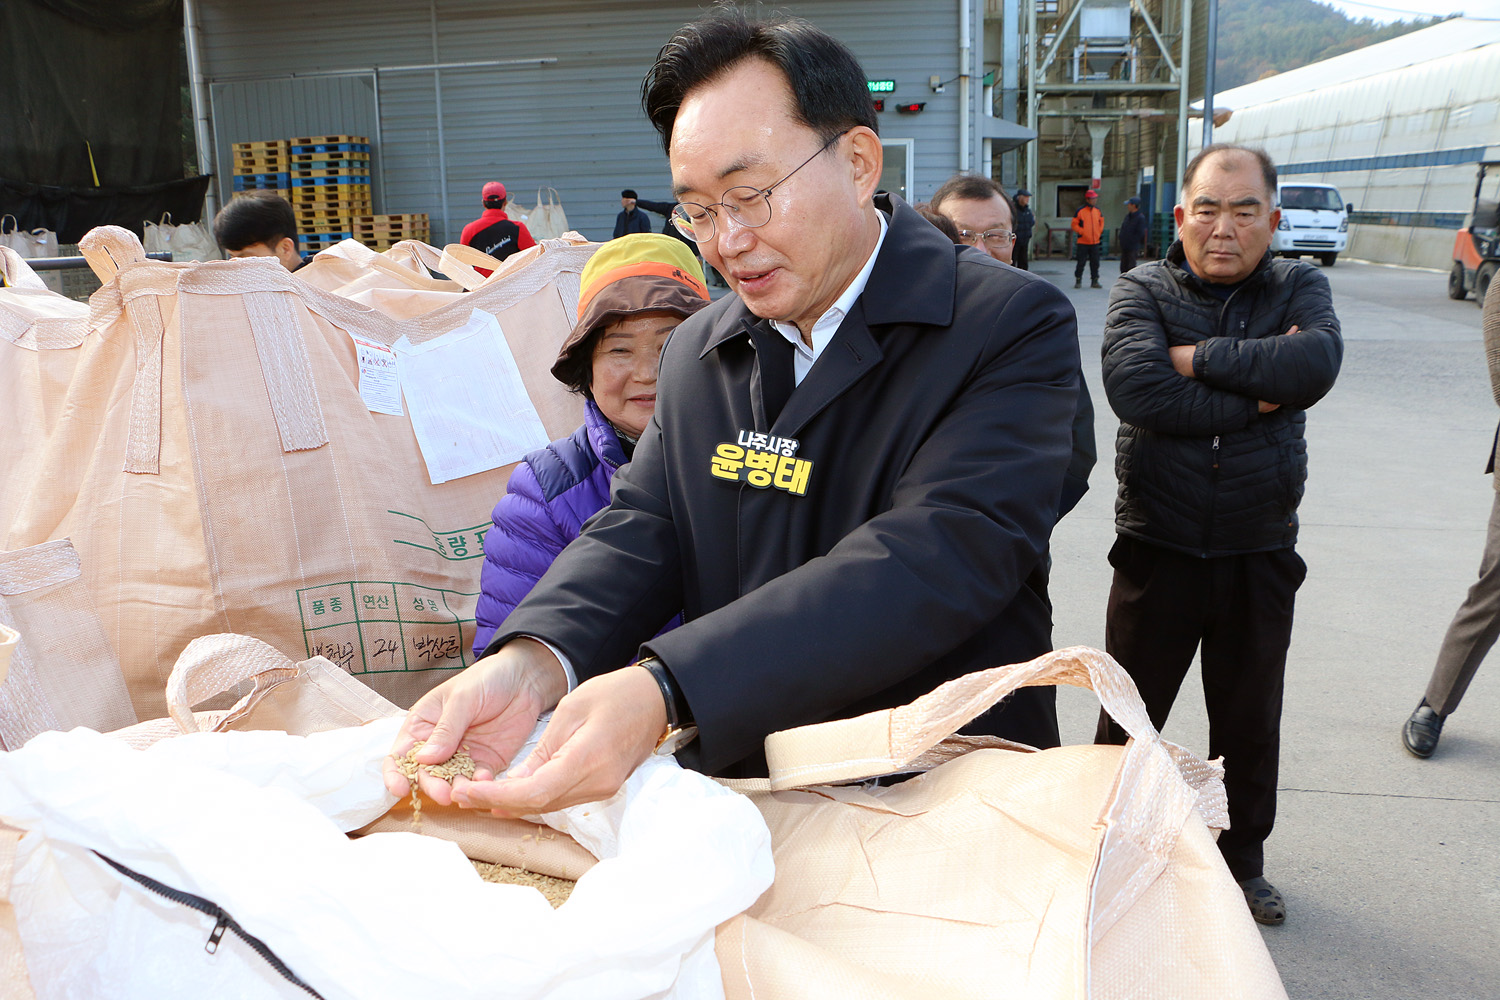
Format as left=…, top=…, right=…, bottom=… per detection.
left=382, top=637, right=570, bottom=805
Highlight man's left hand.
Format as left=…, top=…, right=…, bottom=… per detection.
left=1169, top=344, right=1196, bottom=378
left=448, top=665, right=668, bottom=817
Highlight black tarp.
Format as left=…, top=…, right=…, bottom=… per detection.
left=1, top=175, right=212, bottom=244
left=0, top=0, right=206, bottom=242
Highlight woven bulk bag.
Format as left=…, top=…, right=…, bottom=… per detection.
left=0, top=226, right=590, bottom=737
left=717, top=646, right=1287, bottom=1000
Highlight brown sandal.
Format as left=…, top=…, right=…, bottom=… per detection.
left=1238, top=876, right=1286, bottom=925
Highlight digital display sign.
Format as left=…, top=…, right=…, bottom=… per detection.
left=866, top=79, right=896, bottom=93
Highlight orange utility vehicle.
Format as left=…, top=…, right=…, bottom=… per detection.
left=1449, top=160, right=1499, bottom=309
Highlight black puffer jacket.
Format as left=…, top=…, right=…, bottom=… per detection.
left=1102, top=241, right=1342, bottom=556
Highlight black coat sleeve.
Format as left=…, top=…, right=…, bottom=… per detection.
left=1192, top=264, right=1343, bottom=410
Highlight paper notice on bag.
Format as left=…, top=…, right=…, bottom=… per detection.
left=351, top=335, right=403, bottom=415
left=394, top=308, right=550, bottom=484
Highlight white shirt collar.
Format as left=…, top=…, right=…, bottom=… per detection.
left=770, top=209, right=889, bottom=385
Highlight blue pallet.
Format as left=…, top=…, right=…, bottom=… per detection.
left=290, top=176, right=371, bottom=187
left=287, top=158, right=370, bottom=170
left=289, top=142, right=371, bottom=155
left=298, top=232, right=352, bottom=246
left=232, top=173, right=290, bottom=190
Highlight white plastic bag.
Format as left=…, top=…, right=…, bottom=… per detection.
left=142, top=212, right=221, bottom=262
left=0, top=215, right=61, bottom=292
left=526, top=187, right=571, bottom=241
left=0, top=718, right=773, bottom=1000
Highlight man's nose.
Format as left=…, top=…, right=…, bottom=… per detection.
left=713, top=211, right=756, bottom=256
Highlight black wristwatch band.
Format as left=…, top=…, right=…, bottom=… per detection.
left=639, top=656, right=694, bottom=729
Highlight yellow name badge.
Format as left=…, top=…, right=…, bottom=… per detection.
left=710, top=442, right=813, bottom=496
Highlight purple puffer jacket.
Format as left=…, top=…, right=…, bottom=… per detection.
left=473, top=400, right=643, bottom=657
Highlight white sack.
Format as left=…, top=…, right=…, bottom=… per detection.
left=0, top=718, right=773, bottom=1000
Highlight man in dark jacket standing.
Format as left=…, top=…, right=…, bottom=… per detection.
left=1012, top=188, right=1035, bottom=271
left=612, top=189, right=654, bottom=239
left=1096, top=144, right=1342, bottom=926
left=387, top=8, right=1081, bottom=814
left=1118, top=196, right=1148, bottom=273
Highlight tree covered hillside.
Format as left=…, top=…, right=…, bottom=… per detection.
left=1215, top=0, right=1450, bottom=91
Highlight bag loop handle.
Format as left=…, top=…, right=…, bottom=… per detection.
left=165, top=633, right=300, bottom=734
left=438, top=242, right=506, bottom=290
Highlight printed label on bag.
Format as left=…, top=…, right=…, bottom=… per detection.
left=296, top=580, right=477, bottom=674
left=388, top=509, right=488, bottom=560
left=351, top=335, right=404, bottom=416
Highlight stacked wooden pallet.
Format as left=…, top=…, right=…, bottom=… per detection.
left=230, top=140, right=290, bottom=197
left=350, top=214, right=431, bottom=251
left=287, top=136, right=373, bottom=254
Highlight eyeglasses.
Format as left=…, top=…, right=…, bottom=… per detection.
left=671, top=129, right=850, bottom=243
left=958, top=228, right=1015, bottom=249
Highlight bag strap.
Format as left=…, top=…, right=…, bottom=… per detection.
left=77, top=225, right=147, bottom=282
left=438, top=242, right=505, bottom=290
left=761, top=645, right=1164, bottom=789
left=165, top=633, right=300, bottom=733
left=536, top=186, right=560, bottom=208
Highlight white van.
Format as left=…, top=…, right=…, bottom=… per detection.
left=1273, top=182, right=1350, bottom=267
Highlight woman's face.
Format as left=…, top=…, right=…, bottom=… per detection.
left=590, top=310, right=678, bottom=439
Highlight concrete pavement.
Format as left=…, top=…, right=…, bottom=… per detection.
left=1033, top=250, right=1500, bottom=999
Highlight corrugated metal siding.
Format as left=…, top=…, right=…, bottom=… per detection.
left=209, top=76, right=379, bottom=204
left=1200, top=41, right=1500, bottom=268
left=199, top=0, right=971, bottom=244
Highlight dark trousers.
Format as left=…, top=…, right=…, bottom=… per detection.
left=1120, top=246, right=1139, bottom=273
left=1426, top=488, right=1500, bottom=714
left=1094, top=536, right=1307, bottom=881
left=1013, top=239, right=1030, bottom=271
left=1074, top=242, right=1101, bottom=283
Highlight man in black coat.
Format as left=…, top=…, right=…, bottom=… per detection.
left=1118, top=196, right=1148, bottom=273
left=1012, top=188, right=1035, bottom=271
left=386, top=8, right=1082, bottom=810
left=1096, top=144, right=1343, bottom=926
left=612, top=189, right=654, bottom=239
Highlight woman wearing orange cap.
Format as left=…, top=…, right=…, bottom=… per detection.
left=473, top=233, right=711, bottom=655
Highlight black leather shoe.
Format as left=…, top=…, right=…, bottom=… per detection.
left=1403, top=701, right=1444, bottom=758
left=1238, top=876, right=1286, bottom=926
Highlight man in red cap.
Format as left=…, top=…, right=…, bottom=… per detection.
left=1071, top=189, right=1104, bottom=289
left=460, top=182, right=536, bottom=264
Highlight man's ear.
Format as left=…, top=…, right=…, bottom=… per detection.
left=1173, top=203, right=1186, bottom=232
left=845, top=127, right=884, bottom=202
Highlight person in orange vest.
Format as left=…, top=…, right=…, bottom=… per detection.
left=1072, top=189, right=1104, bottom=289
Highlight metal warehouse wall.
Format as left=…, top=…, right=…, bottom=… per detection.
left=198, top=0, right=981, bottom=246
left=1197, top=41, right=1500, bottom=270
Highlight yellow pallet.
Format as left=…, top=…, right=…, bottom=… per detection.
left=290, top=188, right=371, bottom=202
left=351, top=213, right=428, bottom=225
left=291, top=200, right=372, bottom=212
left=288, top=135, right=370, bottom=150
left=290, top=168, right=372, bottom=180
left=232, top=139, right=288, bottom=153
